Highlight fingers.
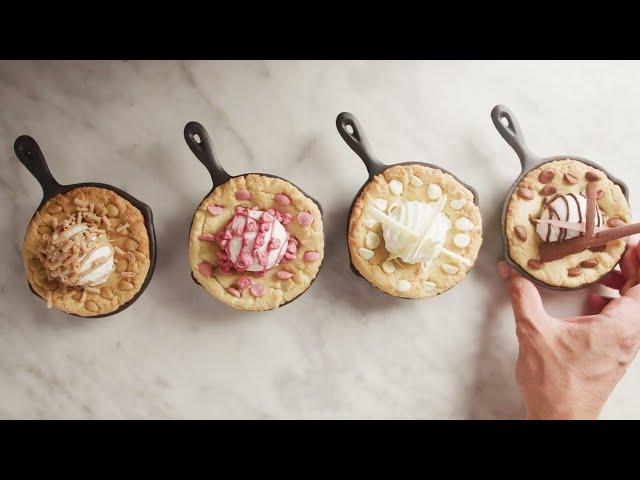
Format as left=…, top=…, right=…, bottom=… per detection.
left=587, top=293, right=614, bottom=314
left=599, top=270, right=626, bottom=290
left=621, top=284, right=640, bottom=303
left=498, top=261, right=551, bottom=328
left=620, top=240, right=640, bottom=288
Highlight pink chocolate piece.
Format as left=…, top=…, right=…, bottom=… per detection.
left=235, top=190, right=251, bottom=200
left=303, top=251, right=320, bottom=262
left=227, top=287, right=241, bottom=298
left=297, top=212, right=314, bottom=226
left=274, top=193, right=291, bottom=206
left=250, top=283, right=266, bottom=297
left=198, top=233, right=217, bottom=242
left=277, top=270, right=294, bottom=280
left=281, top=213, right=293, bottom=225
left=198, top=262, right=214, bottom=277
left=236, top=276, right=252, bottom=290
left=207, top=205, right=224, bottom=216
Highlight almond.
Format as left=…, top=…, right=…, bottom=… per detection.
left=580, top=259, right=598, bottom=268
left=37, top=224, right=53, bottom=235
left=585, top=171, right=601, bottom=182
left=538, top=169, right=555, bottom=183
left=124, top=239, right=139, bottom=251
left=527, top=259, right=543, bottom=270
left=514, top=225, right=528, bottom=241
left=563, top=173, right=578, bottom=185
left=517, top=187, right=534, bottom=200
left=119, top=280, right=134, bottom=291
left=608, top=217, right=625, bottom=228
left=85, top=301, right=99, bottom=313
left=568, top=267, right=582, bottom=277
left=106, top=204, right=119, bottom=218
left=100, top=287, right=114, bottom=300
left=540, top=185, right=557, bottom=196
left=48, top=204, right=63, bottom=214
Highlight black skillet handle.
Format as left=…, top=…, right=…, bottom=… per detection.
left=14, top=135, right=63, bottom=197
left=184, top=121, right=231, bottom=187
left=336, top=112, right=386, bottom=176
left=491, top=105, right=540, bottom=172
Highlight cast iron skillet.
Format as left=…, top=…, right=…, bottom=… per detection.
left=491, top=104, right=630, bottom=291
left=15, top=135, right=157, bottom=318
left=336, top=111, right=481, bottom=295
left=183, top=121, right=325, bottom=309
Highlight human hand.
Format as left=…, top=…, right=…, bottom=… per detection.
left=497, top=241, right=640, bottom=420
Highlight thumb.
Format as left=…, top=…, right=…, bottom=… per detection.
left=498, top=261, right=551, bottom=328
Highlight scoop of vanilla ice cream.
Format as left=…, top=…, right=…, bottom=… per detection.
left=59, top=224, right=115, bottom=286
left=226, top=209, right=289, bottom=271
left=536, top=193, right=603, bottom=242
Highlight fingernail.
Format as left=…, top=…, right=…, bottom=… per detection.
left=497, top=261, right=511, bottom=280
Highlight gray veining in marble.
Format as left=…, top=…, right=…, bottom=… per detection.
left=1, top=60, right=639, bottom=419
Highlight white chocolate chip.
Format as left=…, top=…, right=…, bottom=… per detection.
left=374, top=199, right=388, bottom=211
left=396, top=279, right=411, bottom=292
left=358, top=248, right=374, bottom=260
left=450, top=199, right=466, bottom=210
left=455, top=217, right=474, bottom=231
left=422, top=281, right=436, bottom=291
left=363, top=217, right=377, bottom=229
left=441, top=263, right=459, bottom=275
left=381, top=260, right=396, bottom=274
left=410, top=174, right=423, bottom=187
left=453, top=233, right=471, bottom=248
left=365, top=232, right=380, bottom=249
left=389, top=179, right=404, bottom=196
left=427, top=184, right=442, bottom=200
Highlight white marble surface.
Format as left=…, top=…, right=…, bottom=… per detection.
left=2, top=60, right=640, bottom=419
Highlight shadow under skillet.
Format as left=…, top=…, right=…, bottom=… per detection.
left=309, top=201, right=403, bottom=315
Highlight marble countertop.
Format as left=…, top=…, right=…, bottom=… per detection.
left=2, top=60, right=640, bottom=419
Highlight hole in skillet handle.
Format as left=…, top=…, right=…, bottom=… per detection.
left=184, top=121, right=231, bottom=188
left=15, top=136, right=158, bottom=318
left=336, top=112, right=387, bottom=177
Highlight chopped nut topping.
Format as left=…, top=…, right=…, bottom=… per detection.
left=517, top=187, right=534, bottom=200
left=563, top=173, right=578, bottom=185
left=514, top=225, right=528, bottom=241
left=527, top=259, right=543, bottom=270
left=607, top=217, right=625, bottom=228
left=568, top=267, right=582, bottom=277
left=538, top=169, right=555, bottom=183
left=540, top=185, right=557, bottom=196
left=580, top=259, right=599, bottom=268
left=585, top=171, right=601, bottom=182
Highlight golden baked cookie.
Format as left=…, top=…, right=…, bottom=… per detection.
left=188, top=174, right=324, bottom=311
left=505, top=159, right=630, bottom=288
left=22, top=186, right=151, bottom=316
left=348, top=164, right=483, bottom=298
